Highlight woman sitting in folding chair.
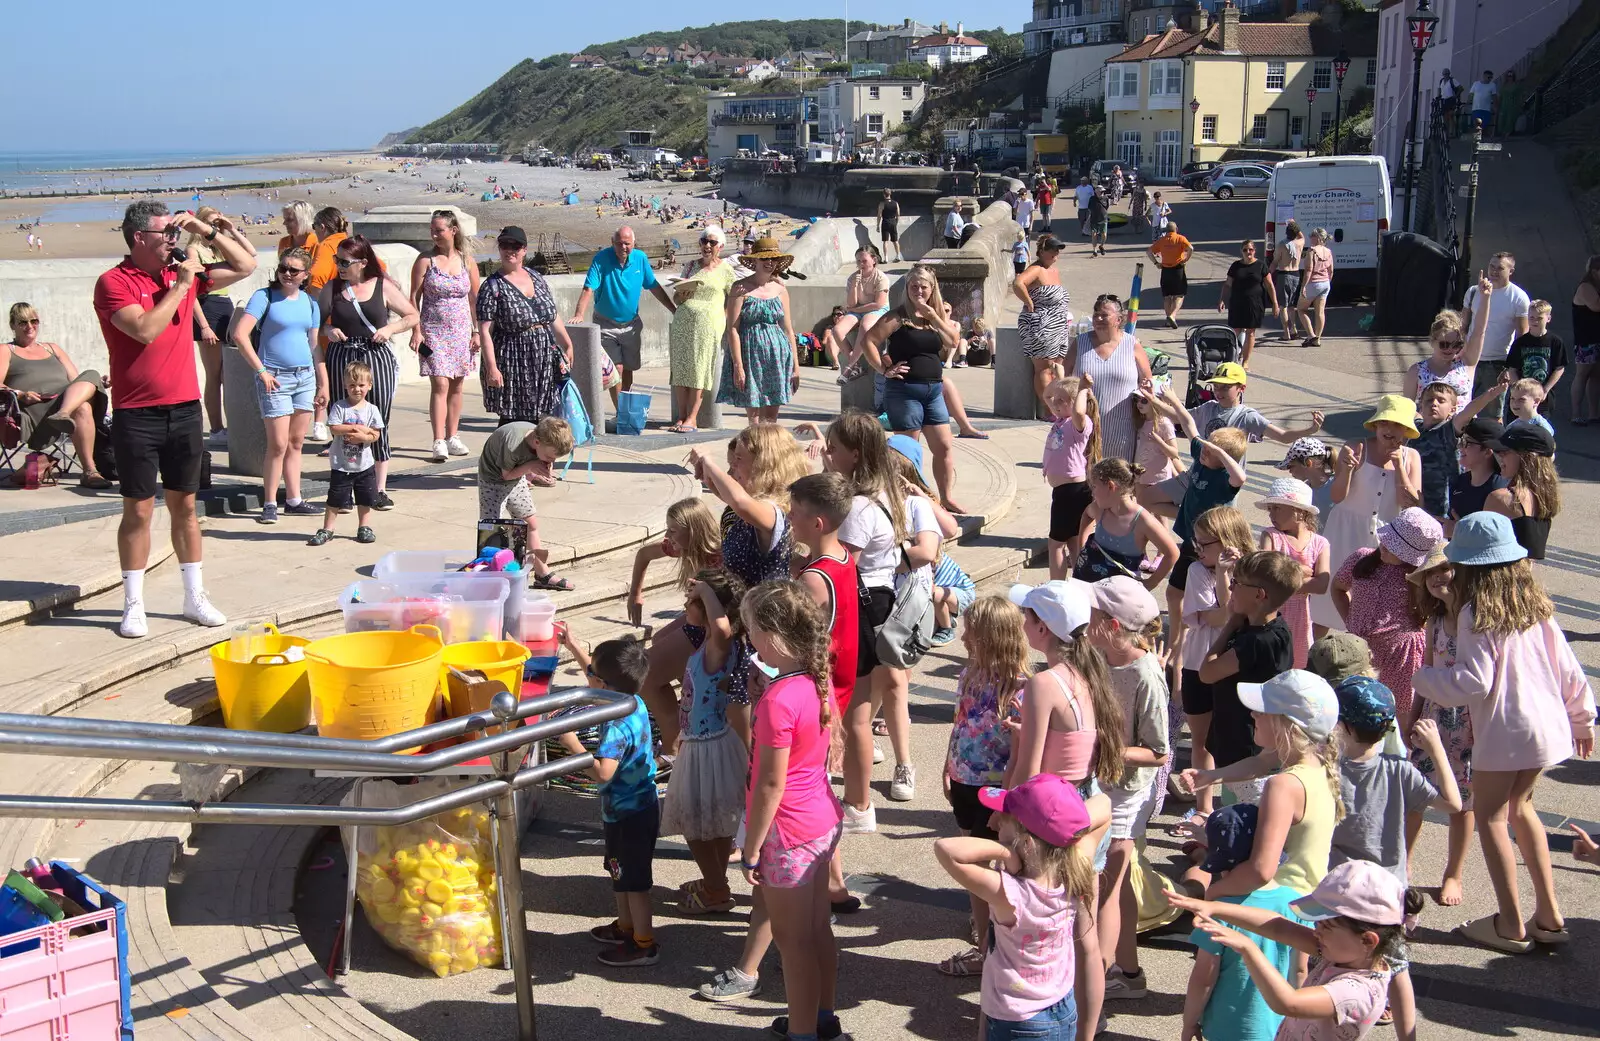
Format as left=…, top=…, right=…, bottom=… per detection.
left=1, top=302, right=112, bottom=488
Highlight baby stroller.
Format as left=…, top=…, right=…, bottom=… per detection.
left=1184, top=325, right=1242, bottom=408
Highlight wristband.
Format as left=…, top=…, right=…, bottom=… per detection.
left=740, top=858, right=760, bottom=871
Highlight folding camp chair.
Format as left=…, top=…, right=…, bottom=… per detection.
left=0, top=388, right=81, bottom=483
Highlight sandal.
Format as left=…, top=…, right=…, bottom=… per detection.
left=533, top=571, right=574, bottom=591
left=79, top=471, right=113, bottom=490
left=871, top=718, right=889, bottom=736
left=957, top=430, right=991, bottom=440
left=1457, top=913, right=1532, bottom=954
left=681, top=886, right=736, bottom=915
left=1376, top=1006, right=1394, bottom=1026
left=936, top=947, right=986, bottom=977
left=1526, top=920, right=1571, bottom=944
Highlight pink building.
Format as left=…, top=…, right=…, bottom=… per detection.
left=1375, top=0, right=1584, bottom=183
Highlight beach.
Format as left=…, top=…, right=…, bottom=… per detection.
left=0, top=152, right=806, bottom=262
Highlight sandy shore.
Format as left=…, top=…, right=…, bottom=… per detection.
left=0, top=153, right=807, bottom=262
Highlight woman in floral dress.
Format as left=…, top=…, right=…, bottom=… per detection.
left=477, top=226, right=572, bottom=424
left=717, top=237, right=799, bottom=424
left=667, top=225, right=737, bottom=432
left=411, top=211, right=479, bottom=460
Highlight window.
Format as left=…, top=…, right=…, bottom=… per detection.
left=1149, top=60, right=1184, bottom=96
left=869, top=85, right=880, bottom=100
left=1320, top=112, right=1334, bottom=139
left=1366, top=58, right=1377, bottom=87
left=1266, top=61, right=1285, bottom=90
left=1116, top=129, right=1142, bottom=167
left=902, top=85, right=914, bottom=98
left=1201, top=114, right=1217, bottom=141
left=1313, top=61, right=1332, bottom=90
left=902, top=110, right=913, bottom=122
left=1109, top=65, right=1138, bottom=97
left=867, top=114, right=884, bottom=135
left=1291, top=116, right=1303, bottom=137
left=1250, top=114, right=1268, bottom=141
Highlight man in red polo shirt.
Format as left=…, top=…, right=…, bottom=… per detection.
left=95, top=201, right=256, bottom=638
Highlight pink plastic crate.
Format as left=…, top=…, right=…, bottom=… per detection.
left=0, top=906, right=123, bottom=1041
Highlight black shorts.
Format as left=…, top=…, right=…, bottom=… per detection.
left=327, top=466, right=379, bottom=509
left=880, top=221, right=899, bottom=243
left=113, top=401, right=204, bottom=501
left=950, top=781, right=999, bottom=840
left=1168, top=541, right=1199, bottom=592
left=603, top=799, right=659, bottom=893
left=855, top=585, right=896, bottom=676
left=1050, top=481, right=1095, bottom=544
left=1160, top=264, right=1189, bottom=298
left=1181, top=668, right=1214, bottom=715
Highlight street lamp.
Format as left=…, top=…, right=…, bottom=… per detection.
left=1190, top=97, right=1201, bottom=162
left=1332, top=49, right=1350, bottom=155
left=1305, top=87, right=1317, bottom=156
left=1403, top=0, right=1439, bottom=233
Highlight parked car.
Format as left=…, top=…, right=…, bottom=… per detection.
left=1178, top=161, right=1220, bottom=190
left=1088, top=159, right=1141, bottom=192
left=1209, top=163, right=1273, bottom=199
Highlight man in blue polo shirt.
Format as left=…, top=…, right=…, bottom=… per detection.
left=571, top=225, right=677, bottom=401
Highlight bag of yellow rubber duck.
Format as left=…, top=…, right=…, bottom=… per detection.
left=347, top=779, right=503, bottom=977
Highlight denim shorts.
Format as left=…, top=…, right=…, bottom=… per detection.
left=255, top=365, right=316, bottom=419
left=884, top=378, right=949, bottom=430
left=1301, top=280, right=1332, bottom=302
left=986, top=992, right=1078, bottom=1041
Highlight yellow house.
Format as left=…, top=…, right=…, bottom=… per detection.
left=1104, top=2, right=1377, bottom=178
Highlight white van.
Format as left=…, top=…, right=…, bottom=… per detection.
left=1265, top=156, right=1392, bottom=288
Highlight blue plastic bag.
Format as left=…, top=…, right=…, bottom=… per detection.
left=616, top=390, right=651, bottom=436
left=557, top=378, right=596, bottom=483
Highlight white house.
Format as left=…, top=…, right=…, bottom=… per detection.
left=745, top=60, right=780, bottom=82
left=908, top=24, right=990, bottom=67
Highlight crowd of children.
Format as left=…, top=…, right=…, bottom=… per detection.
left=458, top=260, right=1596, bottom=1041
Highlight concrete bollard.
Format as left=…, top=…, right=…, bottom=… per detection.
left=221, top=346, right=265, bottom=479
left=994, top=326, right=1049, bottom=421
left=666, top=345, right=724, bottom=431
left=565, top=323, right=607, bottom=433
left=840, top=369, right=878, bottom=415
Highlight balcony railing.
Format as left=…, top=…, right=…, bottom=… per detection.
left=1025, top=3, right=1123, bottom=32
left=713, top=111, right=803, bottom=126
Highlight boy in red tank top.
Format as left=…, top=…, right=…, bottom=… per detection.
left=789, top=473, right=860, bottom=714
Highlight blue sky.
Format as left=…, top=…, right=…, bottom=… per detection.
left=6, top=2, right=1010, bottom=154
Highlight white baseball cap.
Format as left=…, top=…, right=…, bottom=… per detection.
left=1237, top=669, right=1339, bottom=741
left=1009, top=580, right=1092, bottom=641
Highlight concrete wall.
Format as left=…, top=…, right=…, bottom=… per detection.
left=720, top=161, right=1000, bottom=217
left=0, top=243, right=423, bottom=391
left=1046, top=43, right=1125, bottom=109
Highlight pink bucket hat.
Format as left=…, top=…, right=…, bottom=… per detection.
left=978, top=774, right=1090, bottom=847
left=1255, top=476, right=1319, bottom=515
left=1377, top=507, right=1444, bottom=568
left=1092, top=576, right=1160, bottom=630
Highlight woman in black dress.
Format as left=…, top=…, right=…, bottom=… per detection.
left=1219, top=238, right=1275, bottom=367
left=477, top=226, right=573, bottom=425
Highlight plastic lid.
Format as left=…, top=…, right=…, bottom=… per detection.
left=504, top=562, right=522, bottom=572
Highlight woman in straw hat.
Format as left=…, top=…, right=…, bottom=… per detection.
left=1318, top=394, right=1422, bottom=632
left=718, top=237, right=800, bottom=423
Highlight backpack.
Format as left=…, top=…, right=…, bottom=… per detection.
left=869, top=502, right=936, bottom=669
left=556, top=378, right=596, bottom=484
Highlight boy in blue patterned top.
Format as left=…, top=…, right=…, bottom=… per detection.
left=930, top=553, right=976, bottom=646
left=555, top=634, right=660, bottom=966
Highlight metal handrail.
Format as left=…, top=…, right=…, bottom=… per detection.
left=0, top=684, right=637, bottom=1041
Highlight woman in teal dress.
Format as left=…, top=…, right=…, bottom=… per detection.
left=717, top=236, right=800, bottom=424
left=667, top=225, right=738, bottom=432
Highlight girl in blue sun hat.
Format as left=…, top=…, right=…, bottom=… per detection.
left=1411, top=512, right=1595, bottom=956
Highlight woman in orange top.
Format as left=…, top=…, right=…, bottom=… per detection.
left=305, top=207, right=351, bottom=440
left=279, top=200, right=318, bottom=256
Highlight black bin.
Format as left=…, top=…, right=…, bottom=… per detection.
left=1373, top=232, right=1455, bottom=335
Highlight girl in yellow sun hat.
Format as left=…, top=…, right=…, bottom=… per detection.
left=1315, top=395, right=1423, bottom=632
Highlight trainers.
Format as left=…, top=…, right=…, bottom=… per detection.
left=356, top=526, right=377, bottom=544
left=258, top=503, right=279, bottom=525
left=308, top=529, right=334, bottom=546
left=597, top=941, right=659, bottom=967
left=119, top=599, right=148, bottom=639
left=841, top=800, right=877, bottom=835
left=209, top=429, right=228, bottom=448
left=588, top=921, right=632, bottom=944
left=697, top=967, right=761, bottom=1002
left=1104, top=965, right=1147, bottom=999
left=182, top=592, right=227, bottom=627
left=446, top=435, right=470, bottom=456
left=889, top=763, right=916, bottom=801
left=431, top=439, right=449, bottom=462
left=310, top=421, right=331, bottom=443
left=872, top=741, right=885, bottom=764
left=930, top=625, right=957, bottom=646
left=770, top=1015, right=842, bottom=1040
left=373, top=491, right=395, bottom=511
left=283, top=500, right=319, bottom=517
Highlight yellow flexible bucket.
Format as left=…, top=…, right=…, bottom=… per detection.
left=303, top=624, right=444, bottom=742
left=440, top=640, right=531, bottom=714
left=209, top=625, right=313, bottom=733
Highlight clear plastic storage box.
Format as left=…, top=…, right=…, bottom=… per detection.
left=339, top=576, right=509, bottom=644
left=372, top=551, right=529, bottom=628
